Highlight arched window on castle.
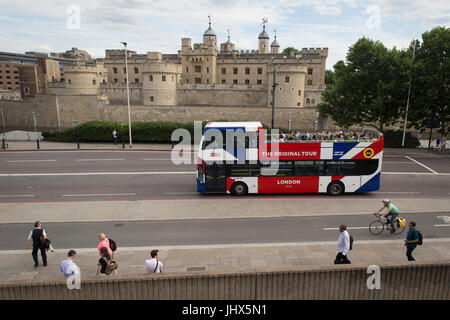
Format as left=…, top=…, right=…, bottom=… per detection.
left=306, top=98, right=310, bottom=105
left=311, top=99, right=315, bottom=105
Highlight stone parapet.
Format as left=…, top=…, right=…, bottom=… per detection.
left=0, top=261, right=448, bottom=300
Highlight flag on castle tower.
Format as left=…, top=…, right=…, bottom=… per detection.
left=262, top=17, right=268, bottom=25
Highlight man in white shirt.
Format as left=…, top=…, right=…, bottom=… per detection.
left=25, top=221, right=47, bottom=267
left=145, top=249, right=163, bottom=273
left=334, top=224, right=351, bottom=264
left=60, top=250, right=80, bottom=278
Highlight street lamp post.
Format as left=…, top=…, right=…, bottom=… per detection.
left=402, top=44, right=416, bottom=147
left=271, top=60, right=278, bottom=129
left=0, top=108, right=5, bottom=133
left=121, top=41, right=132, bottom=148
left=32, top=111, right=37, bottom=132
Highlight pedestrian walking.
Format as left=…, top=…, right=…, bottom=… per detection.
left=60, top=250, right=80, bottom=278
left=112, top=129, right=118, bottom=145
left=96, top=246, right=118, bottom=275
left=145, top=249, right=164, bottom=273
left=436, top=138, right=440, bottom=150
left=97, top=233, right=112, bottom=258
left=441, top=135, right=447, bottom=151
left=404, top=222, right=419, bottom=261
left=25, top=221, right=48, bottom=267
left=334, top=224, right=351, bottom=264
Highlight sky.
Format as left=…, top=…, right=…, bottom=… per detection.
left=0, top=0, right=449, bottom=69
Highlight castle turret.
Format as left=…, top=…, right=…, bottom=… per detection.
left=203, top=18, right=217, bottom=48
left=220, top=30, right=235, bottom=54
left=270, top=31, right=280, bottom=54
left=142, top=52, right=180, bottom=106
left=258, top=25, right=270, bottom=54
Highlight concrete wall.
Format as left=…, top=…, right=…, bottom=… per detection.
left=176, top=84, right=267, bottom=107
left=0, top=93, right=337, bottom=132
left=0, top=262, right=448, bottom=300
left=0, top=94, right=107, bottom=131
left=102, top=105, right=321, bottom=131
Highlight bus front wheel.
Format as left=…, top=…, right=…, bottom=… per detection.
left=231, top=182, right=248, bottom=196
left=327, top=181, right=344, bottom=196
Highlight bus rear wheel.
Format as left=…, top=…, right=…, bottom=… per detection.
left=231, top=182, right=248, bottom=196
left=327, top=181, right=344, bottom=196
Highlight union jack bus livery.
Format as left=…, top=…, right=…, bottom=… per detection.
left=196, top=121, right=384, bottom=196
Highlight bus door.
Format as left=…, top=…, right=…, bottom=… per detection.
left=204, top=163, right=226, bottom=193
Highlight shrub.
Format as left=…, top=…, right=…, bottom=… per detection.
left=383, top=129, right=420, bottom=148
left=42, top=120, right=274, bottom=143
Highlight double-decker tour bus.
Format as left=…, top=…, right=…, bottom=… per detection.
left=196, top=121, right=384, bottom=196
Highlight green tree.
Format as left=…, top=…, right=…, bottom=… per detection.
left=325, top=69, right=335, bottom=85
left=317, top=38, right=410, bottom=132
left=282, top=47, right=301, bottom=55
left=407, top=27, right=450, bottom=138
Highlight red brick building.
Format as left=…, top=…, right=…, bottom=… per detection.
left=0, top=62, right=21, bottom=91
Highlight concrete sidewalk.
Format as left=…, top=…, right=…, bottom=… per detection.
left=0, top=141, right=178, bottom=151
left=1, top=239, right=449, bottom=284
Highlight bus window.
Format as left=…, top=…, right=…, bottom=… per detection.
left=261, top=161, right=293, bottom=176
left=356, top=159, right=379, bottom=175
left=230, top=164, right=260, bottom=177
left=341, top=161, right=356, bottom=176
left=325, top=161, right=341, bottom=176
left=294, top=161, right=324, bottom=176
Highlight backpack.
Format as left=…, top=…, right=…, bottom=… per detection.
left=108, top=238, right=117, bottom=252
left=103, top=256, right=118, bottom=275
left=349, top=234, right=354, bottom=250
left=417, top=230, right=423, bottom=245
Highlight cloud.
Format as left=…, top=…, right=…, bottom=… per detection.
left=35, top=44, right=52, bottom=53
left=314, top=4, right=342, bottom=15
left=378, top=0, right=450, bottom=27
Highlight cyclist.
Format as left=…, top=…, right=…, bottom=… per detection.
left=375, top=199, right=399, bottom=233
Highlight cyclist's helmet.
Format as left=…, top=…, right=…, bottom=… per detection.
left=382, top=199, right=390, bottom=206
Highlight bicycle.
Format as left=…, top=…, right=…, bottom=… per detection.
left=369, top=213, right=407, bottom=235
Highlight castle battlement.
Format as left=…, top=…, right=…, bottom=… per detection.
left=62, top=64, right=106, bottom=74
left=177, top=83, right=266, bottom=91
left=301, top=47, right=329, bottom=57
left=142, top=62, right=179, bottom=74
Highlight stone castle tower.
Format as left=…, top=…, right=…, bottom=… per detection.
left=258, top=25, right=270, bottom=54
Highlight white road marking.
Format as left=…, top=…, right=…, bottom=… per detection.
left=405, top=156, right=438, bottom=174
left=0, top=171, right=197, bottom=177
left=383, top=161, right=418, bottom=164
left=7, top=160, right=57, bottom=163
left=76, top=158, right=125, bottom=161
left=434, top=225, right=450, bottom=227
left=382, top=172, right=450, bottom=176
left=142, top=158, right=174, bottom=161
left=165, top=192, right=198, bottom=195
left=62, top=193, right=136, bottom=197
left=437, top=215, right=450, bottom=223
left=0, top=194, right=35, bottom=198
left=378, top=192, right=419, bottom=194
left=322, top=227, right=369, bottom=230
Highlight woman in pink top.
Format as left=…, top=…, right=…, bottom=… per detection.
left=97, top=233, right=112, bottom=257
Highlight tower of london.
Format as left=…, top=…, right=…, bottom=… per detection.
left=53, top=19, right=328, bottom=110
